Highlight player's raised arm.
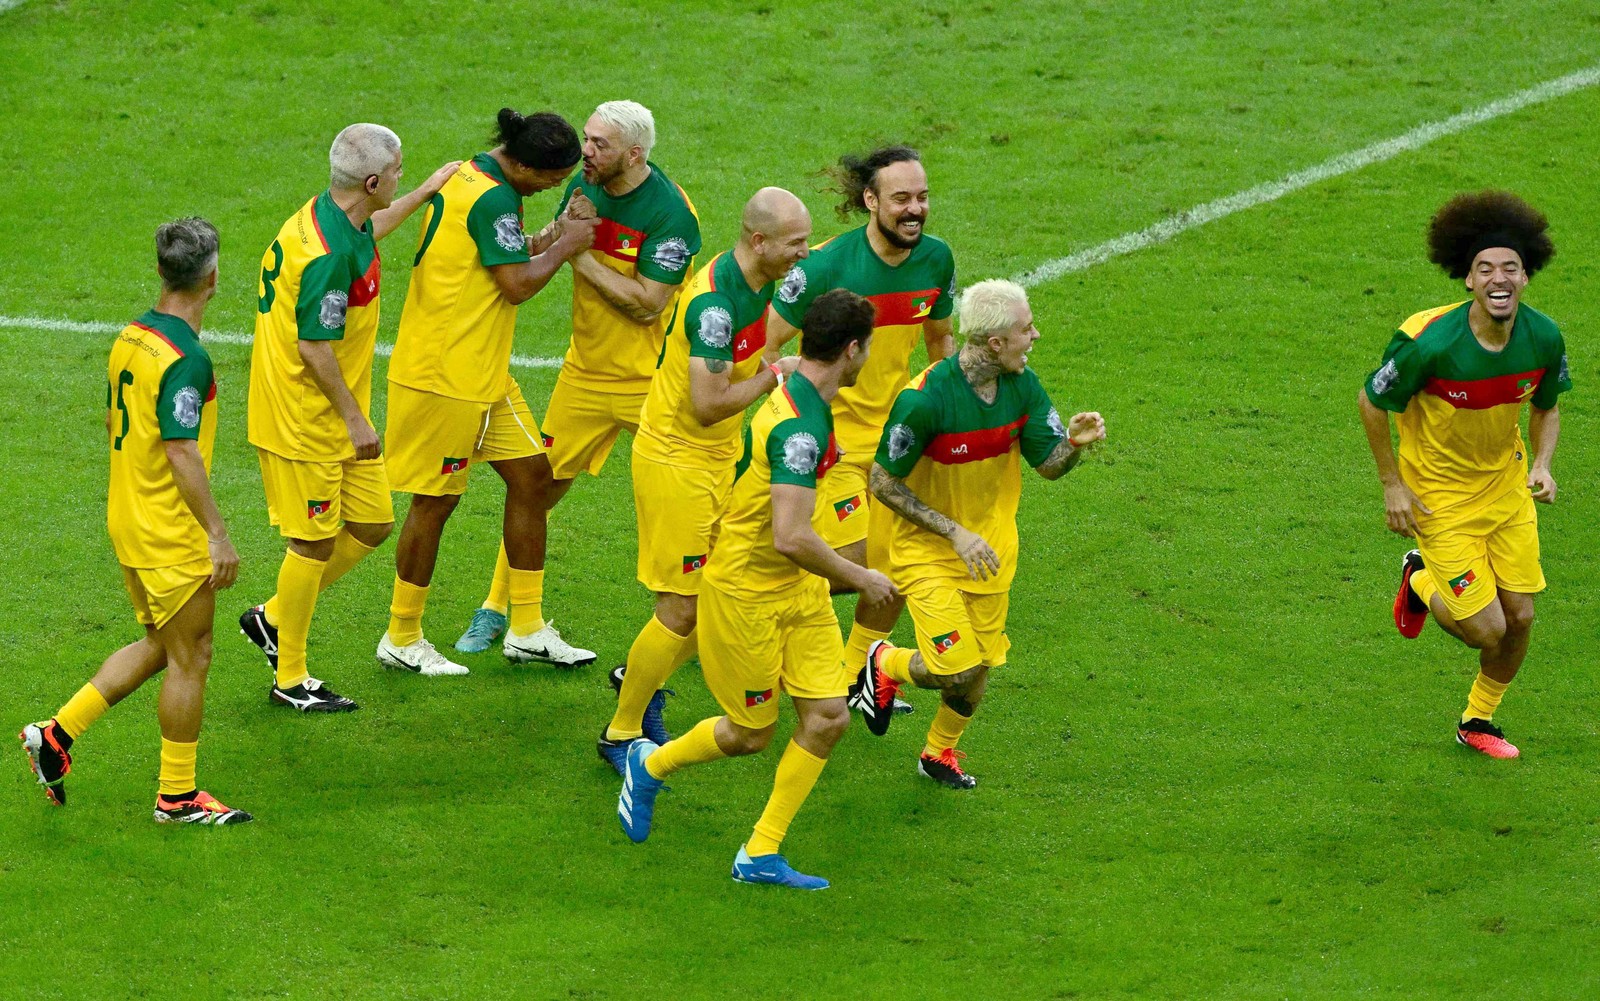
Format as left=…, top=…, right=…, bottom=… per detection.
left=371, top=159, right=462, bottom=241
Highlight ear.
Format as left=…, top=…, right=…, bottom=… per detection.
left=367, top=174, right=380, bottom=194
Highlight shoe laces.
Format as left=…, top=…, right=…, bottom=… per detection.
left=930, top=747, right=967, bottom=772
left=870, top=646, right=903, bottom=708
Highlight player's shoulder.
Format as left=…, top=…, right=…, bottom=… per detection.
left=642, top=163, right=698, bottom=224
left=1516, top=302, right=1562, bottom=342
left=914, top=232, right=955, bottom=265
left=1396, top=300, right=1468, bottom=342
left=460, top=154, right=519, bottom=208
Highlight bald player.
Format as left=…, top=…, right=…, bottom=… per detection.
left=597, top=188, right=813, bottom=772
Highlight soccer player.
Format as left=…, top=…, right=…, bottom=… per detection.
left=616, top=289, right=890, bottom=890
left=239, top=123, right=462, bottom=712
left=378, top=109, right=599, bottom=676
left=19, top=218, right=251, bottom=824
left=457, top=100, right=702, bottom=653
left=850, top=279, right=1105, bottom=789
left=1359, top=191, right=1569, bottom=760
left=597, top=187, right=812, bottom=772
left=766, top=145, right=955, bottom=709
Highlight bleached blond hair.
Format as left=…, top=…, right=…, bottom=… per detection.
left=329, top=123, right=400, bottom=190
left=958, top=279, right=1030, bottom=344
left=591, top=100, right=656, bottom=161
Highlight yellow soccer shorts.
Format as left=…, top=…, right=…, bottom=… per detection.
left=122, top=560, right=212, bottom=630
left=813, top=455, right=871, bottom=551
left=699, top=576, right=846, bottom=729
left=1416, top=487, right=1545, bottom=621
left=541, top=373, right=645, bottom=481
left=901, top=576, right=1012, bottom=676
left=386, top=380, right=545, bottom=496
left=257, top=449, right=394, bottom=541
left=631, top=450, right=731, bottom=595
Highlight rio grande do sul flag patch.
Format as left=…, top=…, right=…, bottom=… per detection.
left=833, top=495, right=861, bottom=521
left=745, top=689, right=773, bottom=707
left=682, top=553, right=708, bottom=574
left=931, top=630, right=961, bottom=653
left=1448, top=570, right=1477, bottom=596
left=307, top=499, right=332, bottom=518
left=440, top=456, right=469, bottom=475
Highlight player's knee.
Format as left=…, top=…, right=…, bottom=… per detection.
left=806, top=703, right=851, bottom=744
left=412, top=493, right=460, bottom=522
left=1502, top=601, right=1535, bottom=636
left=348, top=521, right=394, bottom=547
left=654, top=593, right=697, bottom=635
left=723, top=723, right=774, bottom=756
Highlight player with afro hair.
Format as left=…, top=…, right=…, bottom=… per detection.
left=1427, top=189, right=1555, bottom=279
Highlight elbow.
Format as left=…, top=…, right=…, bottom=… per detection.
left=633, top=306, right=664, bottom=325
left=772, top=528, right=803, bottom=559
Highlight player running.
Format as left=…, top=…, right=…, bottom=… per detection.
left=1358, top=191, right=1569, bottom=760
left=597, top=187, right=812, bottom=773
left=457, top=100, right=702, bottom=653
left=617, top=290, right=890, bottom=890
left=766, top=145, right=955, bottom=711
left=850, top=280, right=1104, bottom=789
left=239, top=123, right=460, bottom=712
left=20, top=219, right=251, bottom=824
left=378, top=108, right=598, bottom=676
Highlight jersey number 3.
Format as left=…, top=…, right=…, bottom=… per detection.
left=258, top=239, right=284, bottom=314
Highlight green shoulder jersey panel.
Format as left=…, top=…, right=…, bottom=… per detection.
left=686, top=252, right=772, bottom=362
left=466, top=153, right=530, bottom=268
left=141, top=311, right=213, bottom=441
left=296, top=191, right=377, bottom=341
left=556, top=161, right=701, bottom=284
left=772, top=227, right=956, bottom=327
left=766, top=374, right=836, bottom=488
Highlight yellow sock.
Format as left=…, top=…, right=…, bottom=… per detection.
left=1463, top=672, right=1510, bottom=722
left=645, top=716, right=727, bottom=780
left=264, top=531, right=377, bottom=625
left=1410, top=567, right=1439, bottom=608
left=482, top=543, right=511, bottom=616
left=158, top=738, right=198, bottom=797
left=607, top=616, right=696, bottom=741
left=842, top=622, right=889, bottom=675
left=55, top=683, right=110, bottom=740
left=924, top=701, right=973, bottom=757
left=508, top=567, right=545, bottom=636
left=747, top=739, right=828, bottom=857
left=387, top=576, right=430, bottom=646
left=878, top=644, right=916, bottom=685
left=274, top=550, right=327, bottom=689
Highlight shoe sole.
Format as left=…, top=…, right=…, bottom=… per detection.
left=377, top=652, right=469, bottom=677
left=1455, top=731, right=1520, bottom=759
left=731, top=872, right=829, bottom=891
left=504, top=649, right=596, bottom=668
left=269, top=692, right=360, bottom=713
left=1393, top=551, right=1427, bottom=639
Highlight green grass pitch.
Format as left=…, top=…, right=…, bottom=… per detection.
left=3, top=2, right=1599, bottom=997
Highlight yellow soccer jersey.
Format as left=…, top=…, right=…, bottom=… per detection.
left=389, top=153, right=531, bottom=404
left=635, top=250, right=772, bottom=469
left=704, top=373, right=840, bottom=599
left=249, top=191, right=380, bottom=460
left=107, top=310, right=217, bottom=569
left=1364, top=301, right=1572, bottom=517
left=875, top=358, right=1065, bottom=593
left=555, top=162, right=701, bottom=394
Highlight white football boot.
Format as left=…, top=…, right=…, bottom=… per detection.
left=376, top=634, right=469, bottom=676
left=503, top=621, right=596, bottom=667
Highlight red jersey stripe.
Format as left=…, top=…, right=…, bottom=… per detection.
left=926, top=415, right=1029, bottom=464
left=866, top=287, right=944, bottom=327
left=1423, top=368, right=1545, bottom=410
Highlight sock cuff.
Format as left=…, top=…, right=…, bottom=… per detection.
left=335, top=531, right=380, bottom=554
left=783, top=738, right=827, bottom=766
left=847, top=623, right=892, bottom=643
left=284, top=548, right=329, bottom=570
left=391, top=577, right=430, bottom=615
left=647, top=614, right=692, bottom=644
left=935, top=701, right=973, bottom=722
left=1473, top=672, right=1511, bottom=695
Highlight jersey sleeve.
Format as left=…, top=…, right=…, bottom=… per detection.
left=1532, top=329, right=1573, bottom=409
left=767, top=415, right=829, bottom=488
left=874, top=387, right=938, bottom=477
left=929, top=242, right=957, bottom=321
left=156, top=353, right=214, bottom=441
left=1363, top=329, right=1431, bottom=413
left=1019, top=374, right=1067, bottom=467
left=295, top=253, right=355, bottom=342
left=771, top=253, right=827, bottom=329
left=636, top=204, right=701, bottom=285
left=685, top=291, right=738, bottom=363
left=466, top=186, right=531, bottom=267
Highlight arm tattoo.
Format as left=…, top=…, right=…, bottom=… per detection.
left=703, top=357, right=728, bottom=374
left=1035, top=438, right=1083, bottom=481
left=870, top=464, right=959, bottom=539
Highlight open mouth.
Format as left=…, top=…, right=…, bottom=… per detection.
left=1488, top=290, right=1513, bottom=306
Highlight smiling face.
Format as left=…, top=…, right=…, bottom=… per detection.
left=753, top=206, right=813, bottom=284
left=863, top=159, right=929, bottom=250
left=1466, top=247, right=1528, bottom=323
left=987, top=301, right=1040, bottom=374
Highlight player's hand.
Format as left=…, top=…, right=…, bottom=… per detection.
left=555, top=214, right=599, bottom=258
left=348, top=416, right=381, bottom=460
left=208, top=536, right=240, bottom=591
left=771, top=355, right=802, bottom=380
left=1382, top=480, right=1431, bottom=537
left=856, top=568, right=898, bottom=606
left=1528, top=467, right=1557, bottom=504
left=421, top=160, right=464, bottom=197
left=1067, top=411, right=1106, bottom=447
left=565, top=190, right=598, bottom=221
left=949, top=526, right=1000, bottom=582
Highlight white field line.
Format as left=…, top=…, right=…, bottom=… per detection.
left=1015, top=62, right=1600, bottom=287
left=0, top=314, right=565, bottom=370
left=0, top=1, right=27, bottom=13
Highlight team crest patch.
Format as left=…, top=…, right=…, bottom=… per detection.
left=697, top=306, right=733, bottom=349
left=682, top=553, right=708, bottom=574
left=886, top=423, right=916, bottom=462
left=1371, top=359, right=1400, bottom=395
left=493, top=213, right=525, bottom=253
left=440, top=456, right=469, bottom=475
left=307, top=499, right=332, bottom=518
left=833, top=495, right=861, bottom=520
left=777, top=264, right=806, bottom=304
left=1047, top=407, right=1066, bottom=439
left=932, top=630, right=961, bottom=654
left=782, top=432, right=820, bottom=475
left=318, top=289, right=348, bottom=330
left=651, top=236, right=691, bottom=273
left=172, top=386, right=202, bottom=429
left=1559, top=354, right=1570, bottom=383
left=541, top=433, right=554, bottom=449
left=745, top=689, right=773, bottom=707
left=1448, top=570, right=1477, bottom=597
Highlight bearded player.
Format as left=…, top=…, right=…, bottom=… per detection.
left=849, top=279, right=1104, bottom=789
left=597, top=187, right=811, bottom=773
left=766, top=145, right=954, bottom=712
left=457, top=100, right=701, bottom=653
left=618, top=290, right=890, bottom=890
left=1359, top=191, right=1570, bottom=760
left=239, top=124, right=460, bottom=711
